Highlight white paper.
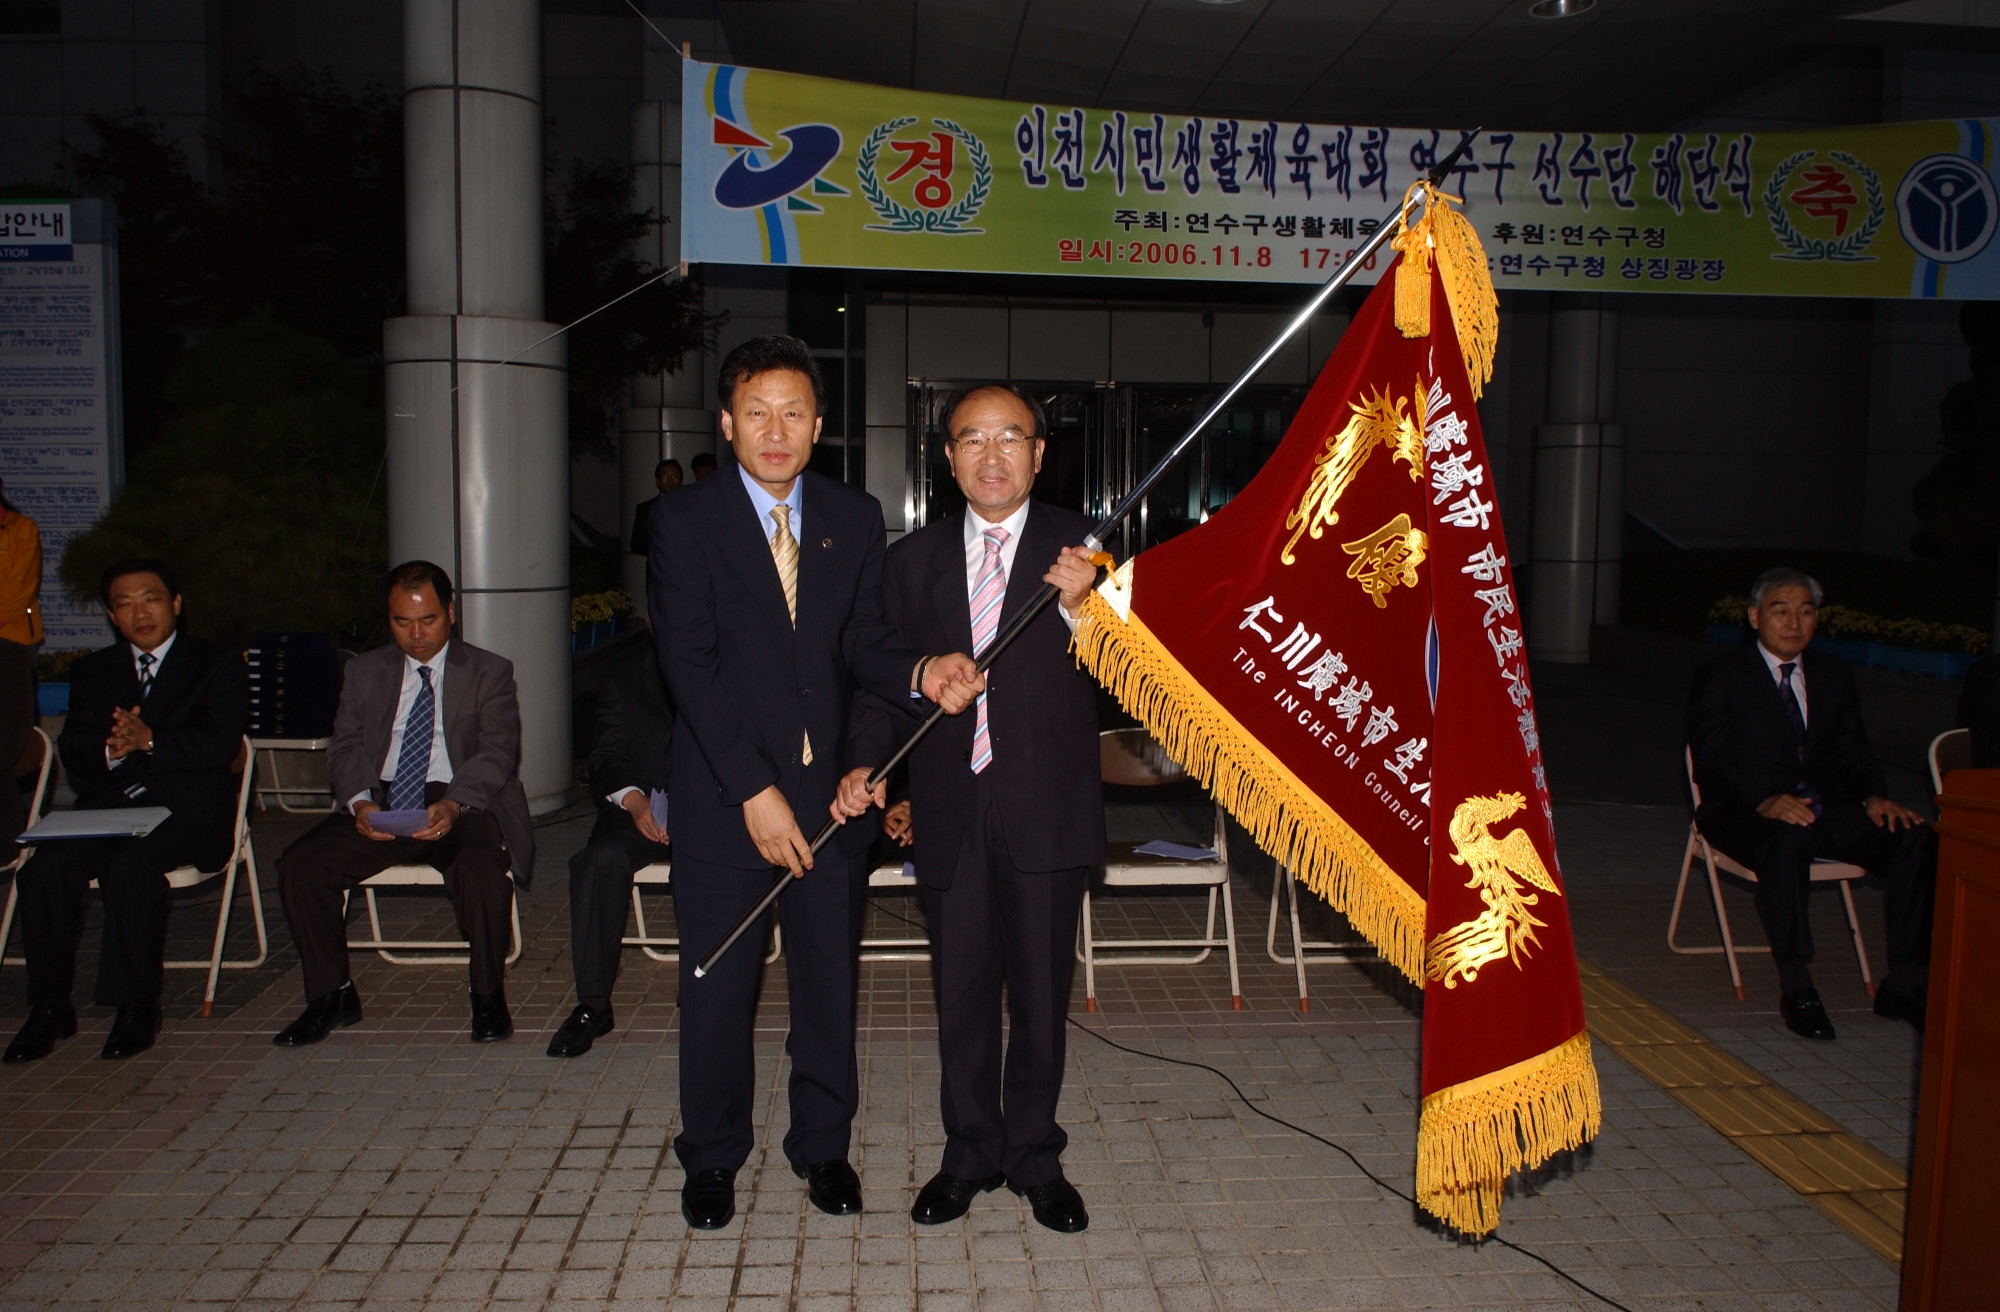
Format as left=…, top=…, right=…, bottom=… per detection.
left=1132, top=840, right=1218, bottom=861
left=20, top=806, right=171, bottom=842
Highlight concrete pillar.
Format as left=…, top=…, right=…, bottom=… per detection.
left=624, top=99, right=715, bottom=610
left=385, top=0, right=571, bottom=814
left=1528, top=299, right=1622, bottom=664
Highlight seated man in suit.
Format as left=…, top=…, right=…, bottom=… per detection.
left=4, top=559, right=249, bottom=1063
left=273, top=561, right=535, bottom=1047
left=547, top=641, right=674, bottom=1058
left=1687, top=567, right=1936, bottom=1039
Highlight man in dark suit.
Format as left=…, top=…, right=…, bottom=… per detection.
left=272, top=561, right=536, bottom=1047
left=853, top=384, right=1105, bottom=1233
left=4, top=559, right=249, bottom=1063
left=629, top=458, right=684, bottom=558
left=546, top=641, right=674, bottom=1058
left=1687, top=567, right=1936, bottom=1039
left=649, top=334, right=981, bottom=1230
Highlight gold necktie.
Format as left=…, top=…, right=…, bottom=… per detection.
left=769, top=506, right=811, bottom=764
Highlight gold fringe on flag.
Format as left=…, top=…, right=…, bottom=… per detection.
left=1388, top=181, right=1500, bottom=399
left=1416, top=1031, right=1604, bottom=1236
left=1073, top=589, right=1428, bottom=981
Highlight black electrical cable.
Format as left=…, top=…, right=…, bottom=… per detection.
left=1063, top=1018, right=1639, bottom=1312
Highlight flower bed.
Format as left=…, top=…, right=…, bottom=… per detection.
left=1706, top=596, right=1986, bottom=680
left=570, top=590, right=635, bottom=652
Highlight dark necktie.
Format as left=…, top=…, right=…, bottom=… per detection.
left=388, top=667, right=435, bottom=812
left=1778, top=661, right=1807, bottom=762
left=136, top=651, right=155, bottom=700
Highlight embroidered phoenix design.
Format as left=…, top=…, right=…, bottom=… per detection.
left=1424, top=791, right=1564, bottom=989
left=1280, top=380, right=1427, bottom=566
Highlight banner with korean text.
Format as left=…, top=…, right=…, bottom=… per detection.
left=684, top=58, right=2000, bottom=299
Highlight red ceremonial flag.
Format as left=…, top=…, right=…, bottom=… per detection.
left=1073, top=185, right=1600, bottom=1234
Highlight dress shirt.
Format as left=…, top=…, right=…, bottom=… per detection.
left=963, top=502, right=1080, bottom=633
left=107, top=630, right=179, bottom=770
left=738, top=461, right=804, bottom=544
left=1757, top=642, right=1808, bottom=728
left=348, top=644, right=453, bottom=812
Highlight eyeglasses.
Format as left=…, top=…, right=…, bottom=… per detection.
left=950, top=429, right=1034, bottom=455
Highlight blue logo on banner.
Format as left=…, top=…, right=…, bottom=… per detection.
left=1897, top=154, right=1999, bottom=264
left=713, top=124, right=842, bottom=210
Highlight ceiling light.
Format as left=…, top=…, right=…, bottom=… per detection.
left=1196, top=0, right=1247, bottom=6
left=1529, top=0, right=1595, bottom=17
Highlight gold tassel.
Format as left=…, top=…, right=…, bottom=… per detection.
left=1073, top=590, right=1428, bottom=981
left=1387, top=181, right=1501, bottom=399
left=1416, top=1031, right=1604, bottom=1235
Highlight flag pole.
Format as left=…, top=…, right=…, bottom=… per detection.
left=692, top=131, right=1483, bottom=979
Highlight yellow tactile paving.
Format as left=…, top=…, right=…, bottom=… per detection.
left=1579, top=958, right=1907, bottom=1263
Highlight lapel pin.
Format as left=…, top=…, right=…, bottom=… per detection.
left=821, top=537, right=833, bottom=548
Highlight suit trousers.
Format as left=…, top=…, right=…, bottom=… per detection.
left=1704, top=802, right=1937, bottom=989
left=568, top=807, right=670, bottom=1001
left=670, top=846, right=868, bottom=1173
left=920, top=783, right=1088, bottom=1188
left=14, top=816, right=208, bottom=1007
left=277, top=791, right=515, bottom=999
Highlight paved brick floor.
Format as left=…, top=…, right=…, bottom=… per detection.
left=0, top=658, right=1932, bottom=1310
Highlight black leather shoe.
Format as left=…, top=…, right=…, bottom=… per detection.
left=3, top=1002, right=77, bottom=1063
left=793, top=1158, right=863, bottom=1216
left=682, top=1167, right=737, bottom=1229
left=1011, top=1175, right=1089, bottom=1233
left=1780, top=988, right=1836, bottom=1042
left=546, top=1003, right=614, bottom=1057
left=1873, top=984, right=1927, bottom=1032
left=100, top=1003, right=160, bottom=1060
left=272, top=982, right=363, bottom=1048
left=470, top=989, right=512, bottom=1043
left=911, top=1169, right=1004, bottom=1225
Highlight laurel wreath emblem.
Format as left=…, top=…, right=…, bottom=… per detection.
left=857, top=116, right=993, bottom=234
left=1763, top=148, right=1885, bottom=263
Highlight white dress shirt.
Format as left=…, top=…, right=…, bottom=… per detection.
left=107, top=631, right=178, bottom=770
left=1757, top=642, right=1808, bottom=727
left=348, top=645, right=454, bottom=812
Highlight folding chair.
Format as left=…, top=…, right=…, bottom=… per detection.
left=1078, top=728, right=1241, bottom=1012
left=345, top=865, right=523, bottom=967
left=0, top=726, right=55, bottom=881
left=1929, top=727, right=1972, bottom=796
left=1667, top=747, right=1873, bottom=1000
left=1265, top=863, right=1373, bottom=1014
left=861, top=858, right=928, bottom=962
left=1, top=734, right=270, bottom=1016
left=622, top=860, right=782, bottom=964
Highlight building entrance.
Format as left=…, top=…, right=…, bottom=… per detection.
left=906, top=382, right=1303, bottom=555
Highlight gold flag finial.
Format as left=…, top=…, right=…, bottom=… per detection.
left=1389, top=180, right=1500, bottom=399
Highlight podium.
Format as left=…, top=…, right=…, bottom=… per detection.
left=1901, top=767, right=2000, bottom=1310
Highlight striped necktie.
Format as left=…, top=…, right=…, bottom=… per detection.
left=388, top=667, right=435, bottom=813
left=769, top=505, right=812, bottom=766
left=969, top=527, right=1009, bottom=774
left=136, top=651, right=155, bottom=700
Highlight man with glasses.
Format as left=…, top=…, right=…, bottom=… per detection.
left=850, top=384, right=1105, bottom=1232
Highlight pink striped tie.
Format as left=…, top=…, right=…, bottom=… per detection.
left=968, top=527, right=1008, bottom=774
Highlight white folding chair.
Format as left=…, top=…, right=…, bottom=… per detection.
left=345, top=865, right=523, bottom=967
left=1929, top=727, right=1973, bottom=796
left=861, top=858, right=928, bottom=962
left=1265, top=863, right=1373, bottom=1014
left=2, top=734, right=271, bottom=1016
left=0, top=725, right=62, bottom=946
left=1668, top=746, right=1873, bottom=1000
left=622, top=860, right=782, bottom=964
left=1078, top=728, right=1241, bottom=1012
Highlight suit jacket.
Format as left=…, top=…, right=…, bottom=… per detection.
left=587, top=644, right=675, bottom=810
left=866, top=501, right=1106, bottom=889
left=1686, top=642, right=1888, bottom=827
left=630, top=495, right=662, bottom=557
left=1959, top=653, right=2000, bottom=769
left=650, top=466, right=922, bottom=870
left=61, top=633, right=250, bottom=870
left=327, top=640, right=537, bottom=886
